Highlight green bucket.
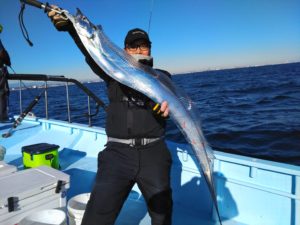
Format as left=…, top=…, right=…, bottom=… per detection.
left=22, top=143, right=60, bottom=169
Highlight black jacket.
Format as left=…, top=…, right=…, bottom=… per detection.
left=0, top=39, right=11, bottom=68
left=68, top=26, right=170, bottom=138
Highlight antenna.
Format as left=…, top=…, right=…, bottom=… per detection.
left=147, top=0, right=155, bottom=35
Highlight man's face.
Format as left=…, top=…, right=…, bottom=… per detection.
left=125, top=40, right=150, bottom=56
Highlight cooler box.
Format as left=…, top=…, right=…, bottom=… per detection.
left=0, top=166, right=70, bottom=225
left=0, top=161, right=17, bottom=176
left=22, top=143, right=60, bottom=169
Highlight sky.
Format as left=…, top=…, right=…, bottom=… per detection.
left=0, top=0, right=300, bottom=81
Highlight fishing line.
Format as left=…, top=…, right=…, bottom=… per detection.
left=8, top=65, right=16, bottom=74
left=147, top=0, right=155, bottom=35
left=8, top=66, right=37, bottom=99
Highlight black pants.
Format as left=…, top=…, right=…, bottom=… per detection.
left=0, top=68, right=8, bottom=121
left=81, top=139, right=173, bottom=225
left=0, top=91, right=8, bottom=121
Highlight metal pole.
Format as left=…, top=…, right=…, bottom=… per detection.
left=19, top=80, right=23, bottom=113
left=87, top=96, right=92, bottom=127
left=65, top=82, right=71, bottom=123
left=44, top=81, right=48, bottom=119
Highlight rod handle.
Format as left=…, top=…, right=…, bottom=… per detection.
left=20, top=0, right=62, bottom=13
left=20, top=0, right=44, bottom=9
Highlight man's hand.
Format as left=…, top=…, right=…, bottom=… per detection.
left=47, top=6, right=70, bottom=32
left=153, top=101, right=169, bottom=118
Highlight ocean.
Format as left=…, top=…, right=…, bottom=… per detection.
left=8, top=62, right=300, bottom=165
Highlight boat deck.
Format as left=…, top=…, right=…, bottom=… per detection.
left=1, top=117, right=299, bottom=225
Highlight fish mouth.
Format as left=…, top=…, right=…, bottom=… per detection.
left=75, top=8, right=98, bottom=39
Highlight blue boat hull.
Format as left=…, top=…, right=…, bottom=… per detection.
left=1, top=117, right=299, bottom=225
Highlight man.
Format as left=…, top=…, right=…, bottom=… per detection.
left=49, top=10, right=173, bottom=225
left=0, top=24, right=11, bottom=122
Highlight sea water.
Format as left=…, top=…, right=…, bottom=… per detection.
left=8, top=62, right=300, bottom=165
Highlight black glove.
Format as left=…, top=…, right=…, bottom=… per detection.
left=48, top=6, right=71, bottom=32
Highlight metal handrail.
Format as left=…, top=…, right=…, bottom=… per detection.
left=7, top=74, right=106, bottom=126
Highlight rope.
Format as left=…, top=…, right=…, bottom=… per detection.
left=18, top=3, right=34, bottom=47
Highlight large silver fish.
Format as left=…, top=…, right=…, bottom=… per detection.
left=65, top=9, right=222, bottom=224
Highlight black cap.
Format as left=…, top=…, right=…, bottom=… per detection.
left=124, top=28, right=151, bottom=47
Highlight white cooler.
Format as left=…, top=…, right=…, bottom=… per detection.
left=0, top=161, right=17, bottom=176
left=0, top=166, right=70, bottom=225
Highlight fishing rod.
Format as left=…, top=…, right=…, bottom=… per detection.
left=20, top=0, right=62, bottom=13
left=2, top=90, right=44, bottom=138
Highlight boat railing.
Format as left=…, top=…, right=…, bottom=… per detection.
left=7, top=74, right=106, bottom=126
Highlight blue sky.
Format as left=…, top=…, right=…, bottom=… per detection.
left=0, top=0, right=299, bottom=81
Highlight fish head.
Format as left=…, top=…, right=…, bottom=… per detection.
left=74, top=8, right=100, bottom=39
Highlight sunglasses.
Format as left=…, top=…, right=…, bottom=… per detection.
left=127, top=43, right=150, bottom=51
